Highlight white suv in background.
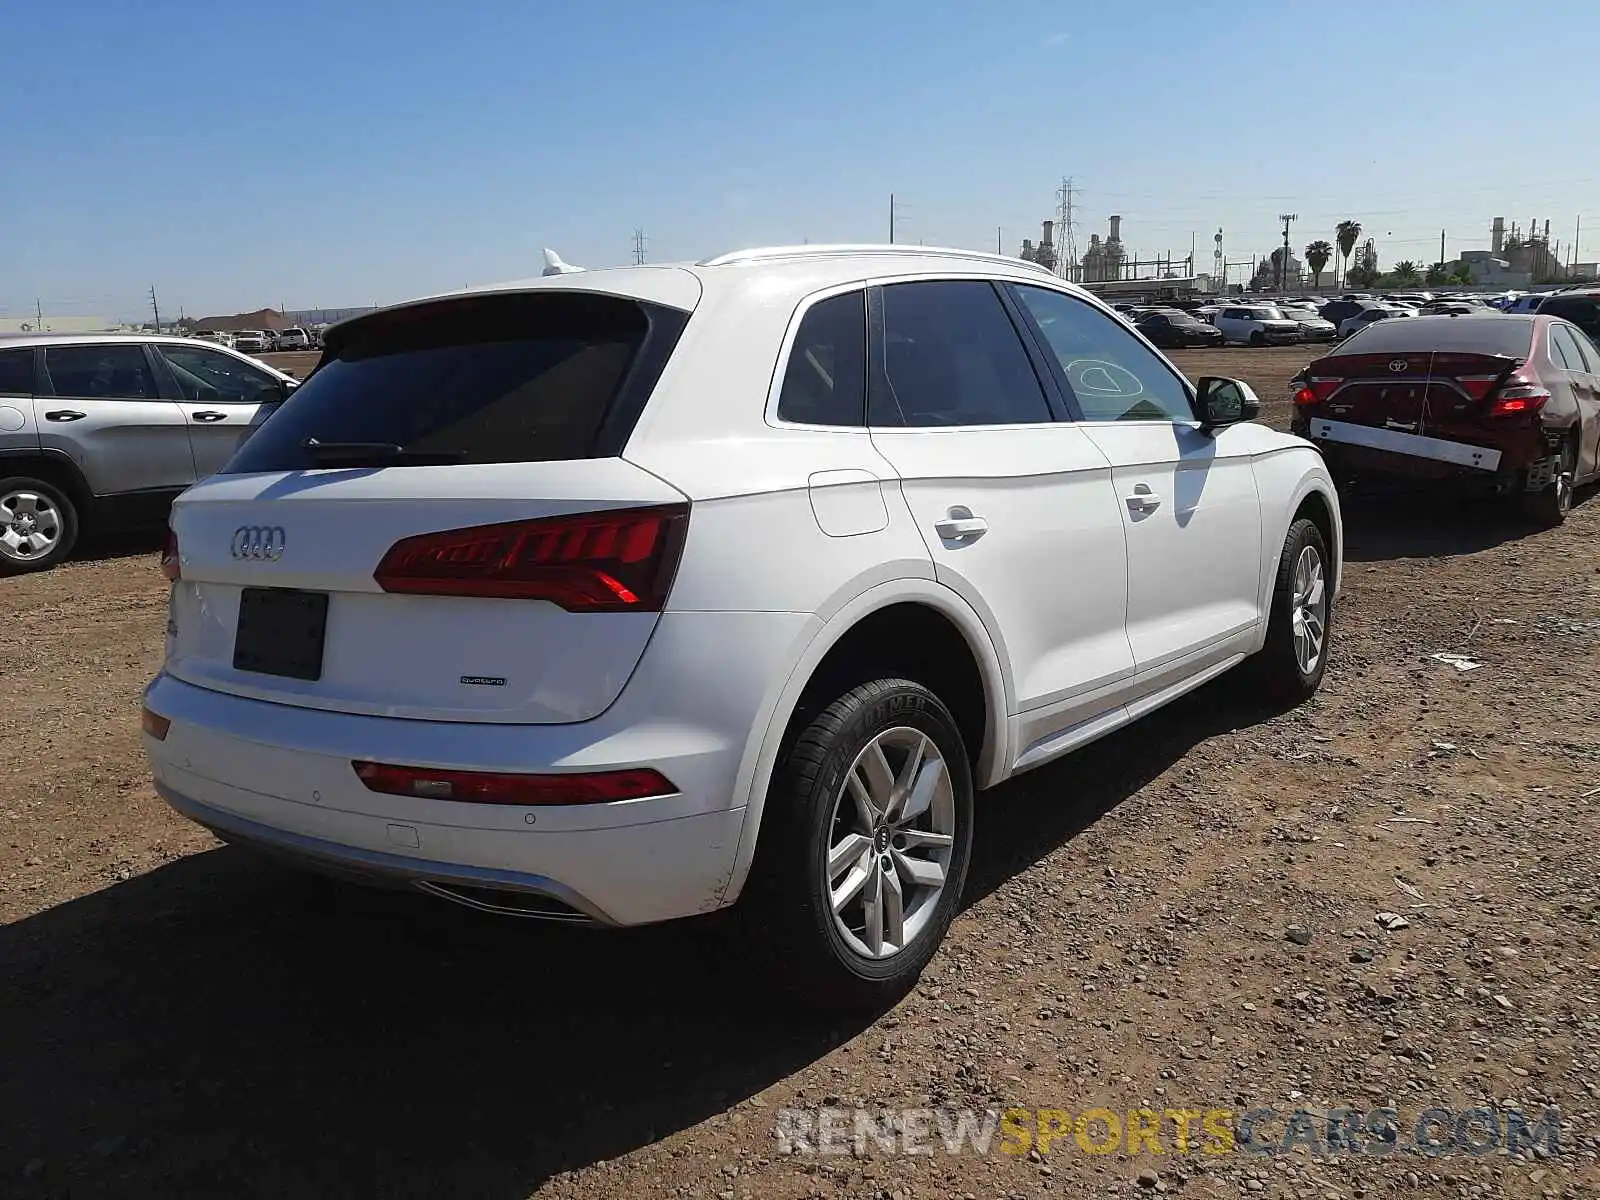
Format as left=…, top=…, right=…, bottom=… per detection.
left=1212, top=304, right=1303, bottom=346
left=142, top=245, right=1342, bottom=1008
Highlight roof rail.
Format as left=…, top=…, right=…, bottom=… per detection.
left=697, top=243, right=1058, bottom=276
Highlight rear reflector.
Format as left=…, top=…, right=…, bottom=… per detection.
left=352, top=761, right=676, bottom=806
left=160, top=528, right=181, bottom=582
left=141, top=705, right=171, bottom=741
left=373, top=504, right=688, bottom=610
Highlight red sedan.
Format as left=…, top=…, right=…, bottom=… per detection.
left=1289, top=313, right=1600, bottom=525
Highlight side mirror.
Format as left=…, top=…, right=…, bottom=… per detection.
left=1196, top=376, right=1260, bottom=431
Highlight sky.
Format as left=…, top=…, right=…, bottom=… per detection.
left=2, top=0, right=1598, bottom=320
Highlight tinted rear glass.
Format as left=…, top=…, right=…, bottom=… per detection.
left=225, top=293, right=663, bottom=472
left=1341, top=315, right=1533, bottom=357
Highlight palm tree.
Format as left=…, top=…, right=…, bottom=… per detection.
left=1335, top=220, right=1362, bottom=289
left=1304, top=240, right=1333, bottom=288
left=1392, top=260, right=1422, bottom=285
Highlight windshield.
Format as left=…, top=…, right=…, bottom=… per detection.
left=1248, top=308, right=1283, bottom=320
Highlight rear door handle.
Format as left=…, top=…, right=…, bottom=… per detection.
left=1125, top=484, right=1162, bottom=514
left=934, top=508, right=988, bottom=541
left=191, top=411, right=228, bottom=422
left=44, top=410, right=85, bottom=422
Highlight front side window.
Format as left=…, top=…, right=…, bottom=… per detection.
left=776, top=291, right=866, bottom=426
left=1011, top=284, right=1196, bottom=423
left=161, top=345, right=282, bottom=404
left=870, top=280, right=1051, bottom=427
left=44, top=344, right=156, bottom=399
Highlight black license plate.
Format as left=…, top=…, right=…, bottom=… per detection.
left=233, top=587, right=329, bottom=681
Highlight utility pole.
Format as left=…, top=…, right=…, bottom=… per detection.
left=1439, top=229, right=1446, bottom=272
left=149, top=285, right=161, bottom=334
left=996, top=226, right=1002, bottom=254
left=889, top=193, right=895, bottom=244
left=632, top=228, right=648, bottom=265
left=1574, top=215, right=1582, bottom=271
left=35, top=298, right=43, bottom=331
left=1277, top=213, right=1298, bottom=291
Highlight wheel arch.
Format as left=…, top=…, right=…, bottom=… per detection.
left=0, top=449, right=93, bottom=513
left=721, top=578, right=1010, bottom=908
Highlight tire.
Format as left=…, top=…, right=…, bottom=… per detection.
left=0, top=476, right=79, bottom=575
left=1248, top=517, right=1332, bottom=706
left=1249, top=330, right=1266, bottom=347
left=739, top=678, right=974, bottom=1011
left=1521, top=437, right=1575, bottom=527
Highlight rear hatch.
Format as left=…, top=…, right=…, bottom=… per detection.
left=164, top=288, right=693, bottom=724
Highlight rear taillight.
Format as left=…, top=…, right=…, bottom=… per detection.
left=373, top=504, right=689, bottom=610
left=352, top=761, right=676, bottom=806
left=160, top=528, right=181, bottom=582
left=1489, top=368, right=1550, bottom=416
left=140, top=704, right=171, bottom=741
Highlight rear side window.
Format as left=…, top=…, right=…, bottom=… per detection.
left=776, top=291, right=866, bottom=426
left=44, top=344, right=157, bottom=399
left=225, top=293, right=678, bottom=472
left=870, top=280, right=1051, bottom=427
left=1550, top=325, right=1593, bottom=372
left=0, top=348, right=33, bottom=395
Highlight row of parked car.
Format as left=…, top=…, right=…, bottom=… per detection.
left=193, top=327, right=320, bottom=354
left=1112, top=288, right=1600, bottom=351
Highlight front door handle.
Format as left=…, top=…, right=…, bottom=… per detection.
left=934, top=507, right=988, bottom=541
left=191, top=411, right=228, bottom=422
left=1125, top=484, right=1162, bottom=514
left=44, top=410, right=85, bottom=422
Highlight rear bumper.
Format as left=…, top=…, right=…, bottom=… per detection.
left=142, top=607, right=815, bottom=925
left=1306, top=418, right=1503, bottom=472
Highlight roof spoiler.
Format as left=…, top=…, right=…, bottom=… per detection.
left=542, top=248, right=585, bottom=276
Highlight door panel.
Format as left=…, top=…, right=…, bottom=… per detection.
left=1549, top=324, right=1600, bottom=478
left=1006, top=282, right=1264, bottom=678
left=37, top=343, right=195, bottom=495
left=872, top=426, right=1134, bottom=718
left=866, top=279, right=1133, bottom=733
left=157, top=344, right=285, bottom=476
left=1080, top=423, right=1263, bottom=675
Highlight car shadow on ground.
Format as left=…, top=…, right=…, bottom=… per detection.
left=1337, top=483, right=1591, bottom=563
left=0, top=679, right=1273, bottom=1198
left=68, top=527, right=165, bottom=566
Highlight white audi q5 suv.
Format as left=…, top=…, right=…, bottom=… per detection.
left=142, top=245, right=1341, bottom=1008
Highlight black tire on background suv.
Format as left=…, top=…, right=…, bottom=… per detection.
left=0, top=476, right=79, bottom=575
left=742, top=678, right=974, bottom=1011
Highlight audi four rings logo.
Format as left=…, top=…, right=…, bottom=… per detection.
left=231, top=526, right=286, bottom=560
left=1389, top=359, right=1409, bottom=373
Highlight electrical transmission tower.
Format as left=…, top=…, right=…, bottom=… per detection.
left=1055, top=176, right=1079, bottom=281
left=632, top=228, right=648, bottom=265
left=1278, top=213, right=1298, bottom=290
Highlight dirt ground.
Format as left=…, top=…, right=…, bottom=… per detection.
left=3, top=347, right=1598, bottom=1198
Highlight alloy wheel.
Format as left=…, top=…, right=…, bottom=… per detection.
left=0, top=489, right=63, bottom=564
left=825, top=727, right=956, bottom=960
left=1290, top=544, right=1327, bottom=675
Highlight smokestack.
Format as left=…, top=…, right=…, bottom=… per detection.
left=1041, top=220, right=1054, bottom=247
left=1492, top=217, right=1505, bottom=254
left=1109, top=215, right=1123, bottom=242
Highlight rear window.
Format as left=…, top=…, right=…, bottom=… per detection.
left=1341, top=315, right=1533, bottom=357
left=224, top=293, right=680, bottom=472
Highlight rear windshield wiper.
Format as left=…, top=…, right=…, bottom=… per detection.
left=301, top=438, right=468, bottom=467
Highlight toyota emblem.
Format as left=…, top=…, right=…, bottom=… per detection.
left=1388, top=359, right=1408, bottom=373
left=231, top=525, right=286, bottom=561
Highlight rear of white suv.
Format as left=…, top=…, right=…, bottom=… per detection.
left=144, top=248, right=1341, bottom=1008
